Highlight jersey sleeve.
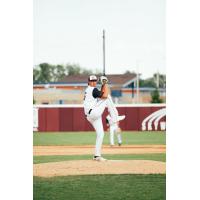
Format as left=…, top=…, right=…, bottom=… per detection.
left=92, top=88, right=103, bottom=98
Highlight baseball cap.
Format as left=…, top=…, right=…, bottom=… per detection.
left=88, top=75, right=97, bottom=81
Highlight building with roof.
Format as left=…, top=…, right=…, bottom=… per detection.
left=33, top=74, right=166, bottom=104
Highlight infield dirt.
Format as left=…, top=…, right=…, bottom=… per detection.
left=34, top=145, right=166, bottom=156
left=34, top=145, right=166, bottom=177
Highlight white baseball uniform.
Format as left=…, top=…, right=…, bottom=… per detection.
left=83, top=85, right=120, bottom=157
left=106, top=115, right=122, bottom=146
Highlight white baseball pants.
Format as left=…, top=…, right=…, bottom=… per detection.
left=87, top=116, right=104, bottom=156
left=88, top=95, right=119, bottom=122
left=87, top=95, right=119, bottom=156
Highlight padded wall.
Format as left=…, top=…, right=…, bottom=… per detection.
left=37, top=106, right=166, bottom=132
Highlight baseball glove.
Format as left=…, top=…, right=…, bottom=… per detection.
left=99, top=76, right=108, bottom=85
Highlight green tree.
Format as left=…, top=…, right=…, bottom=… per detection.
left=151, top=89, right=163, bottom=103
left=36, top=63, right=54, bottom=83
left=81, top=68, right=93, bottom=75
left=140, top=78, right=157, bottom=88
left=52, top=64, right=66, bottom=81
left=139, top=73, right=166, bottom=88
left=33, top=63, right=56, bottom=83
left=33, top=62, right=102, bottom=83
left=33, top=98, right=36, bottom=104
left=153, top=73, right=166, bottom=88
left=65, top=63, right=95, bottom=75
left=33, top=68, right=40, bottom=83
left=66, top=64, right=81, bottom=75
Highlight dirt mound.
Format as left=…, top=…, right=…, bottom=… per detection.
left=33, top=160, right=166, bottom=177
left=33, top=145, right=166, bottom=156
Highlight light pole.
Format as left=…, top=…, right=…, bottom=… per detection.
left=156, top=70, right=159, bottom=88
left=136, top=60, right=140, bottom=103
left=103, top=29, right=105, bottom=75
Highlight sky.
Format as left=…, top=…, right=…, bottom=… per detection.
left=34, top=0, right=165, bottom=78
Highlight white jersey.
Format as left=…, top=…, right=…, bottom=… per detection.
left=83, top=86, right=98, bottom=115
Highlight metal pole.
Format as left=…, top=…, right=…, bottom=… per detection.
left=136, top=73, right=139, bottom=103
left=103, top=29, right=105, bottom=75
left=132, top=82, right=134, bottom=98
left=136, top=60, right=140, bottom=103
left=156, top=70, right=159, bottom=88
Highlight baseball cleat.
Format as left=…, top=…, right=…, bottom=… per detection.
left=93, top=156, right=107, bottom=161
left=117, top=115, right=126, bottom=122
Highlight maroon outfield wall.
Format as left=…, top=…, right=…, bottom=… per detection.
left=34, top=104, right=166, bottom=132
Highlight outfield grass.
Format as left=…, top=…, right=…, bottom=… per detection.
left=33, top=131, right=166, bottom=146
left=33, top=153, right=166, bottom=164
left=34, top=174, right=166, bottom=200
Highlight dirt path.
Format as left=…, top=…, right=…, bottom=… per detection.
left=33, top=145, right=166, bottom=156
left=33, top=160, right=166, bottom=177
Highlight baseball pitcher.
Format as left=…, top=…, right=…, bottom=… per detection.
left=83, top=75, right=125, bottom=161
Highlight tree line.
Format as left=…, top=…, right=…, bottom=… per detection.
left=140, top=74, right=166, bottom=88
left=33, top=63, right=166, bottom=88
left=33, top=63, right=99, bottom=84
left=124, top=70, right=166, bottom=88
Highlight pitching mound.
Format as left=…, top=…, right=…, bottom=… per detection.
left=33, top=160, right=166, bottom=177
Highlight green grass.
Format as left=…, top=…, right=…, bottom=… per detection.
left=34, top=174, right=166, bottom=200
left=33, top=131, right=166, bottom=146
left=33, top=153, right=166, bottom=164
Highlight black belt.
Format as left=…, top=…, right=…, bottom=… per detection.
left=85, top=109, right=92, bottom=117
